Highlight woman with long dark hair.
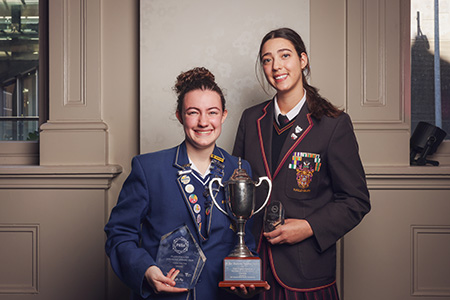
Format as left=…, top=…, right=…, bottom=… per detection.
left=233, top=28, right=370, bottom=300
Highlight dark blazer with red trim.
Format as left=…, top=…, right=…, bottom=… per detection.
left=233, top=99, right=370, bottom=290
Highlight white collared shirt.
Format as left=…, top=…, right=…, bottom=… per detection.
left=189, top=158, right=211, bottom=179
left=274, top=89, right=307, bottom=126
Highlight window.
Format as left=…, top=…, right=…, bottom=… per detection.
left=411, top=0, right=450, bottom=139
left=0, top=0, right=42, bottom=141
left=0, top=0, right=47, bottom=165
left=1, top=70, right=39, bottom=140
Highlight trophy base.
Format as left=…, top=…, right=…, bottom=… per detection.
left=219, top=256, right=268, bottom=288
left=219, top=280, right=270, bottom=288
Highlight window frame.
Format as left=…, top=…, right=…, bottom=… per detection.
left=0, top=0, right=47, bottom=165
left=409, top=0, right=450, bottom=166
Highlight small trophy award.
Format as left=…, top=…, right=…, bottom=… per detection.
left=264, top=201, right=285, bottom=232
left=209, top=158, right=272, bottom=288
left=156, top=225, right=206, bottom=289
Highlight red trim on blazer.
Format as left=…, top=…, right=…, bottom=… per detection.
left=257, top=101, right=273, bottom=182
left=261, top=112, right=331, bottom=291
left=255, top=104, right=315, bottom=253
left=272, top=113, right=313, bottom=180
left=273, top=120, right=294, bottom=135
left=256, top=101, right=273, bottom=252
left=268, top=243, right=336, bottom=292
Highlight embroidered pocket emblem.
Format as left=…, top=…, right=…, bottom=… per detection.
left=296, top=162, right=314, bottom=189
left=288, top=152, right=322, bottom=190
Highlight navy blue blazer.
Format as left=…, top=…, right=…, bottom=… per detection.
left=105, top=142, right=256, bottom=300
left=233, top=99, right=370, bottom=290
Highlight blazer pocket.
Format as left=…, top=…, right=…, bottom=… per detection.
left=298, top=239, right=336, bottom=280
left=284, top=163, right=320, bottom=201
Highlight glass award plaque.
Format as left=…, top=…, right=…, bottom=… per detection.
left=263, top=201, right=285, bottom=232
left=156, top=225, right=206, bottom=289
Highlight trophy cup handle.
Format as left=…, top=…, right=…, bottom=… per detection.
left=253, top=176, right=272, bottom=215
left=208, top=177, right=229, bottom=216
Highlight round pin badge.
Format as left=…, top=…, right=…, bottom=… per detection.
left=180, top=175, right=190, bottom=185
left=196, top=214, right=202, bottom=224
left=189, top=194, right=198, bottom=204
left=193, top=203, right=201, bottom=214
left=185, top=184, right=194, bottom=194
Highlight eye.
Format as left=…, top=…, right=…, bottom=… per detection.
left=262, top=57, right=272, bottom=64
left=209, top=110, right=220, bottom=116
left=186, top=110, right=198, bottom=116
left=282, top=53, right=290, bottom=59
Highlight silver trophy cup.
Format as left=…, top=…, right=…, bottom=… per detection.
left=209, top=158, right=272, bottom=257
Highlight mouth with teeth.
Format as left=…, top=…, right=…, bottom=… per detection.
left=275, top=74, right=288, bottom=82
left=195, top=129, right=213, bottom=135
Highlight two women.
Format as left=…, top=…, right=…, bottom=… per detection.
left=233, top=28, right=370, bottom=299
left=106, top=27, right=370, bottom=300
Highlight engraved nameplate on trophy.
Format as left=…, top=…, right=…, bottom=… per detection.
left=209, top=158, right=271, bottom=288
left=156, top=225, right=206, bottom=289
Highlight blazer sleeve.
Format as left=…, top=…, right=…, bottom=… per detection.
left=104, top=156, right=155, bottom=298
left=306, top=114, right=371, bottom=252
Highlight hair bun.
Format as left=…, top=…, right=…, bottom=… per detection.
left=174, top=67, right=215, bottom=95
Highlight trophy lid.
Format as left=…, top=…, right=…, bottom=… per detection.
left=229, top=158, right=254, bottom=183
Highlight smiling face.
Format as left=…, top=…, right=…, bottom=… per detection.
left=176, top=89, right=227, bottom=154
left=261, top=38, right=308, bottom=98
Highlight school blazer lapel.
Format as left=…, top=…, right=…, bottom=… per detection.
left=173, top=143, right=204, bottom=239
left=272, top=105, right=314, bottom=180
left=256, top=100, right=275, bottom=179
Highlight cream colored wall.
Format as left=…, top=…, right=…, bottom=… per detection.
left=102, top=1, right=139, bottom=299
left=344, top=188, right=450, bottom=299
left=1, top=0, right=450, bottom=300
left=140, top=0, right=310, bottom=154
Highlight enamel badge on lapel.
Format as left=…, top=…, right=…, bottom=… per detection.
left=181, top=175, right=190, bottom=185
left=295, top=125, right=303, bottom=134
left=189, top=194, right=198, bottom=204
left=210, top=154, right=225, bottom=178
left=291, top=133, right=298, bottom=140
left=210, top=154, right=224, bottom=163
left=185, top=184, right=194, bottom=194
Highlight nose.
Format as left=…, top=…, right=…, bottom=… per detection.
left=272, top=57, right=282, bottom=71
left=198, top=113, right=208, bottom=127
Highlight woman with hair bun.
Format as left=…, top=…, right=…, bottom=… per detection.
left=233, top=28, right=370, bottom=300
left=105, top=67, right=262, bottom=299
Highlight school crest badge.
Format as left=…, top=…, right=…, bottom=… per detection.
left=288, top=152, right=321, bottom=191
left=296, top=162, right=314, bottom=189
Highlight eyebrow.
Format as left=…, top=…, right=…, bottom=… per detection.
left=261, top=48, right=293, bottom=57
left=185, top=106, right=221, bottom=111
